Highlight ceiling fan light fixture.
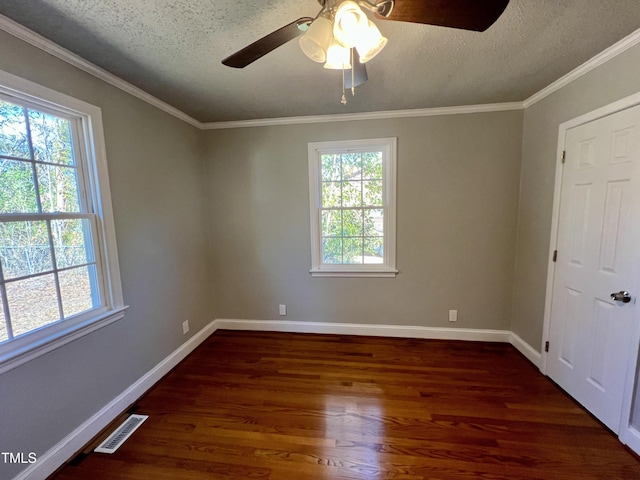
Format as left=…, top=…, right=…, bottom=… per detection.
left=355, top=20, right=387, bottom=63
left=299, top=16, right=333, bottom=63
left=333, top=0, right=369, bottom=48
left=324, top=41, right=352, bottom=69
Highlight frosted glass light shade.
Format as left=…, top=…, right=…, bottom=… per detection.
left=355, top=21, right=387, bottom=63
left=333, top=0, right=369, bottom=48
left=299, top=17, right=333, bottom=63
left=324, top=42, right=352, bottom=69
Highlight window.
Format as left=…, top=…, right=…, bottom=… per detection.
left=308, top=137, right=397, bottom=277
left=0, top=70, right=125, bottom=373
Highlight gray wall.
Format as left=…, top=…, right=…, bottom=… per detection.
left=204, top=112, right=523, bottom=330
left=511, top=43, right=640, bottom=349
left=0, top=31, right=213, bottom=479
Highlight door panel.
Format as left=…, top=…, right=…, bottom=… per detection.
left=568, top=183, right=590, bottom=265
left=598, top=180, right=626, bottom=272
left=558, top=287, right=580, bottom=369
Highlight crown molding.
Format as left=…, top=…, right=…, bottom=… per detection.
left=201, top=102, right=525, bottom=130
left=523, top=27, right=640, bottom=108
left=0, top=14, right=202, bottom=129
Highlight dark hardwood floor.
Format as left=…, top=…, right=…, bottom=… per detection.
left=52, top=330, right=640, bottom=480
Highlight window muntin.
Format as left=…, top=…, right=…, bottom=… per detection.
left=308, top=138, right=397, bottom=277
left=0, top=70, right=125, bottom=372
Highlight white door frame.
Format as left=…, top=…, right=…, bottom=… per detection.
left=541, top=91, right=640, bottom=452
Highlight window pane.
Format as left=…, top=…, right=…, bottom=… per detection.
left=362, top=152, right=382, bottom=180
left=322, top=181, right=341, bottom=208
left=60, top=265, right=99, bottom=318
left=322, top=238, right=342, bottom=264
left=342, top=181, right=362, bottom=207
left=6, top=274, right=60, bottom=337
left=0, top=100, right=30, bottom=159
left=343, top=238, right=364, bottom=264
left=364, top=209, right=384, bottom=237
left=363, top=180, right=383, bottom=206
left=364, top=237, right=384, bottom=264
left=0, top=221, right=53, bottom=279
left=321, top=154, right=341, bottom=181
left=28, top=109, right=75, bottom=165
left=342, top=153, right=361, bottom=180
left=0, top=296, right=7, bottom=342
left=342, top=209, right=363, bottom=237
left=37, top=164, right=81, bottom=213
left=0, top=159, right=38, bottom=213
left=321, top=210, right=342, bottom=237
left=51, top=218, right=95, bottom=269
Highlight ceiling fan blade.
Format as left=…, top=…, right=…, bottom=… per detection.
left=222, top=17, right=313, bottom=68
left=345, top=50, right=368, bottom=88
left=378, top=0, right=509, bottom=32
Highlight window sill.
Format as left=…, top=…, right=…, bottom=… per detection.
left=0, top=306, right=129, bottom=375
left=310, top=269, right=398, bottom=278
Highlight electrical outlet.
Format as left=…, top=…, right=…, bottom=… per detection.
left=182, top=320, right=190, bottom=334
left=448, top=310, right=458, bottom=322
left=279, top=304, right=287, bottom=316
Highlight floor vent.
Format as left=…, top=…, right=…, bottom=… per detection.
left=94, top=414, right=148, bottom=454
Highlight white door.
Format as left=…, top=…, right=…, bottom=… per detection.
left=547, top=104, right=640, bottom=433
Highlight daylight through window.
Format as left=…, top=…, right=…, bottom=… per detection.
left=308, top=138, right=397, bottom=277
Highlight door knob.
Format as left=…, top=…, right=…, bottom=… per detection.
left=610, top=291, right=632, bottom=303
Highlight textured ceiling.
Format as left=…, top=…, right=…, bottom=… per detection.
left=0, top=0, right=639, bottom=123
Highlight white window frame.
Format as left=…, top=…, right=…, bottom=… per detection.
left=0, top=69, right=126, bottom=374
left=308, top=137, right=397, bottom=277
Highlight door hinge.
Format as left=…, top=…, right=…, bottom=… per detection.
left=545, top=341, right=550, bottom=352
left=561, top=151, right=566, bottom=164
left=552, top=250, right=557, bottom=262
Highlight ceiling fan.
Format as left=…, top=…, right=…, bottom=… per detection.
left=222, top=0, right=509, bottom=95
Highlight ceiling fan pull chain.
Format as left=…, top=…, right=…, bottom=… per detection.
left=341, top=65, right=347, bottom=104
left=351, top=48, right=355, bottom=96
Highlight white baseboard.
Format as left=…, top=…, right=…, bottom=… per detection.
left=620, top=425, right=640, bottom=453
left=213, top=318, right=514, bottom=343
left=509, top=332, right=542, bottom=368
left=15, top=317, right=543, bottom=480
left=14, top=319, right=219, bottom=480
